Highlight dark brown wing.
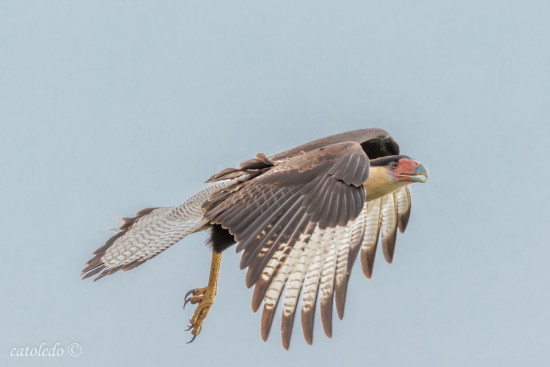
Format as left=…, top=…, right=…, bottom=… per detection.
left=204, top=141, right=369, bottom=283
left=203, top=142, right=370, bottom=348
left=269, top=128, right=398, bottom=161
left=206, top=128, right=398, bottom=183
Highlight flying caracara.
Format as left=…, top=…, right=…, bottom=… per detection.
left=82, top=128, right=428, bottom=349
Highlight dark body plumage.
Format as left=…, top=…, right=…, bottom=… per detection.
left=208, top=224, right=236, bottom=253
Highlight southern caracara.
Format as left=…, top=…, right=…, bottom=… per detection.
left=82, top=128, right=428, bottom=349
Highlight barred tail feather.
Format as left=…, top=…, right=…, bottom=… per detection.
left=82, top=181, right=234, bottom=281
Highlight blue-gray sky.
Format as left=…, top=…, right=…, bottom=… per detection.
left=2, top=1, right=549, bottom=366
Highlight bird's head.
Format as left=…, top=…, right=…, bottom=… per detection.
left=385, top=156, right=429, bottom=183
left=365, top=155, right=428, bottom=200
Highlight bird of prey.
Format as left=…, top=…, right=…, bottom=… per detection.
left=82, top=128, right=428, bottom=349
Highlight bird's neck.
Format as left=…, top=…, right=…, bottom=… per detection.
left=364, top=166, right=409, bottom=201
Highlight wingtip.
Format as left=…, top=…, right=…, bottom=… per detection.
left=361, top=264, right=373, bottom=278
left=281, top=325, right=292, bottom=350
left=382, top=234, right=397, bottom=264
left=360, top=248, right=375, bottom=278
left=251, top=281, right=268, bottom=313
left=260, top=306, right=277, bottom=342
left=336, top=307, right=345, bottom=321
left=335, top=280, right=349, bottom=321
left=260, top=327, right=270, bottom=342
left=321, top=302, right=334, bottom=338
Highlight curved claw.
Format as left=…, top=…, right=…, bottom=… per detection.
left=184, top=289, right=195, bottom=300
left=183, top=288, right=197, bottom=310
left=185, top=324, right=194, bottom=331
left=186, top=334, right=197, bottom=344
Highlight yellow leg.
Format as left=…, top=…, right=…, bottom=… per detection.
left=184, top=250, right=223, bottom=343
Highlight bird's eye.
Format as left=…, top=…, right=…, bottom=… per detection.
left=389, top=161, right=398, bottom=169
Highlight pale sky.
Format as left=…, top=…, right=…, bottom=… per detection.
left=2, top=1, right=549, bottom=366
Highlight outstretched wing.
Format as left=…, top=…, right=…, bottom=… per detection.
left=256, top=186, right=412, bottom=349
left=360, top=186, right=412, bottom=278
left=203, top=141, right=371, bottom=348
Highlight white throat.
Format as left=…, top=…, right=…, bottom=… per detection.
left=364, top=166, right=409, bottom=201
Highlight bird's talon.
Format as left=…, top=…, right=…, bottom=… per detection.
left=184, top=287, right=204, bottom=309
left=183, top=285, right=215, bottom=343
left=183, top=254, right=222, bottom=345
left=184, top=289, right=195, bottom=300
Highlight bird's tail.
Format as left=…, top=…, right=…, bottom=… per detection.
left=82, top=180, right=235, bottom=281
